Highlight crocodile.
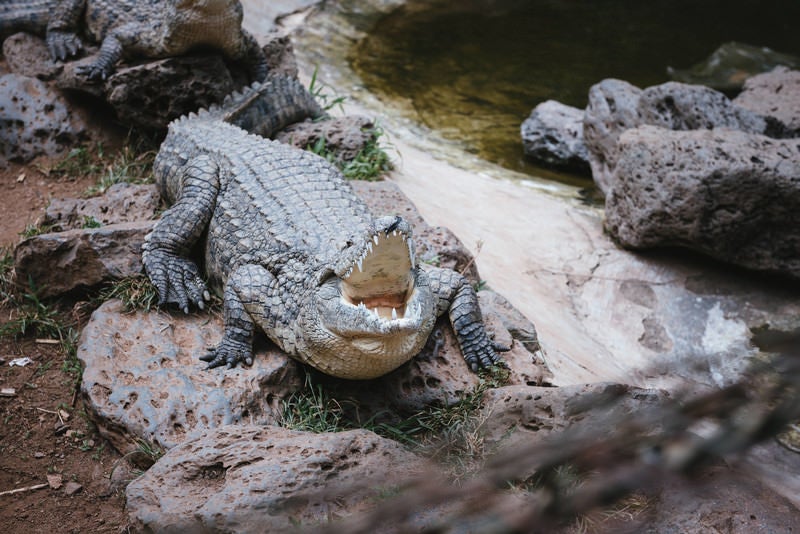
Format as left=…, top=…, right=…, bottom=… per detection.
left=142, top=74, right=504, bottom=380
left=0, top=0, right=267, bottom=81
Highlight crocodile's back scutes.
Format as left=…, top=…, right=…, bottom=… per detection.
left=156, top=119, right=372, bottom=286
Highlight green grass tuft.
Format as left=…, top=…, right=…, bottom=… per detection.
left=97, top=274, right=160, bottom=312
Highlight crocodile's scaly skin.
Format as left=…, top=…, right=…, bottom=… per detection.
left=1, top=0, right=267, bottom=81
left=143, top=75, right=503, bottom=379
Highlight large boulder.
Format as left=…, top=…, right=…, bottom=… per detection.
left=604, top=125, right=800, bottom=278
left=79, top=300, right=303, bottom=456
left=582, top=79, right=643, bottom=193
left=520, top=100, right=590, bottom=174
left=583, top=79, right=769, bottom=195
left=126, top=425, right=427, bottom=533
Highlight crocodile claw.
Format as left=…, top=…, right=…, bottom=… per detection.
left=46, top=31, right=83, bottom=61
left=201, top=339, right=253, bottom=369
left=75, top=62, right=111, bottom=81
left=464, top=337, right=508, bottom=373
left=143, top=249, right=209, bottom=313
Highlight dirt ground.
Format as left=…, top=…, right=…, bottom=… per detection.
left=0, top=157, right=131, bottom=532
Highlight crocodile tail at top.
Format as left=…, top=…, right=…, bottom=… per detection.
left=220, top=74, right=328, bottom=138
left=0, top=0, right=55, bottom=37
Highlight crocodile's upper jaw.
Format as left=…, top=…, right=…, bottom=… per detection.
left=339, top=229, right=415, bottom=321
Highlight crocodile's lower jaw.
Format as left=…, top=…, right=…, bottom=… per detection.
left=302, top=330, right=432, bottom=380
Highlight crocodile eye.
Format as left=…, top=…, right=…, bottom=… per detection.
left=345, top=239, right=354, bottom=247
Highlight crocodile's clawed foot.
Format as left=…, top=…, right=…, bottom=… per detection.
left=201, top=339, right=253, bottom=370
left=464, top=338, right=508, bottom=373
left=75, top=62, right=112, bottom=81
left=46, top=31, right=83, bottom=61
left=145, top=251, right=210, bottom=313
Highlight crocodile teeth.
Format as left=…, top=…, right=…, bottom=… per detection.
left=392, top=230, right=397, bottom=236
left=356, top=258, right=364, bottom=273
left=373, top=235, right=379, bottom=245
left=373, top=307, right=379, bottom=317
left=391, top=307, right=398, bottom=320
left=367, top=241, right=373, bottom=254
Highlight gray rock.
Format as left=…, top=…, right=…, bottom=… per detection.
left=605, top=125, right=800, bottom=278
left=582, top=79, right=643, bottom=194
left=14, top=220, right=153, bottom=298
left=79, top=300, right=303, bottom=455
left=480, top=383, right=667, bottom=450
left=584, top=79, right=771, bottom=195
left=2, top=32, right=62, bottom=81
left=275, top=114, right=378, bottom=162
left=520, top=100, right=590, bottom=174
left=0, top=73, right=88, bottom=164
left=638, top=81, right=766, bottom=133
left=103, top=54, right=237, bottom=131
left=125, top=425, right=427, bottom=533
left=44, top=183, right=161, bottom=231
left=734, top=66, right=800, bottom=136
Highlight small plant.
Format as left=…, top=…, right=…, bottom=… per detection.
left=0, top=247, right=15, bottom=306
left=19, top=222, right=56, bottom=239
left=0, top=277, right=73, bottom=342
left=98, top=274, right=160, bottom=312
left=308, top=68, right=346, bottom=113
left=51, top=145, right=104, bottom=177
left=307, top=128, right=395, bottom=181
left=81, top=215, right=102, bottom=229
left=84, top=144, right=156, bottom=197
left=279, top=374, right=351, bottom=433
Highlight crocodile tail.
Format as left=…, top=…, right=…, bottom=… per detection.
left=0, top=0, right=54, bottom=38
left=220, top=74, right=328, bottom=138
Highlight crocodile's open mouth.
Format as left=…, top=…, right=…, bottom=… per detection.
left=339, top=228, right=416, bottom=321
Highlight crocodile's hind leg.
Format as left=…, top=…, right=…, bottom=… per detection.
left=201, top=264, right=280, bottom=369
left=425, top=266, right=509, bottom=371
left=143, top=155, right=219, bottom=313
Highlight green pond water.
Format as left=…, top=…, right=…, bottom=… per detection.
left=350, top=0, right=800, bottom=186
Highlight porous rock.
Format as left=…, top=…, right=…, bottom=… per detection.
left=125, top=425, right=427, bottom=533
left=2, top=32, right=62, bottom=81
left=520, top=100, right=590, bottom=174
left=582, top=79, right=643, bottom=194
left=103, top=54, right=237, bottom=131
left=0, top=73, right=87, bottom=164
left=583, top=79, right=769, bottom=195
left=734, top=66, right=800, bottom=136
left=638, top=82, right=765, bottom=133
left=14, top=221, right=153, bottom=298
left=479, top=383, right=667, bottom=450
left=79, top=300, right=302, bottom=455
left=44, top=183, right=161, bottom=231
left=275, top=114, right=378, bottom=162
left=605, top=125, right=800, bottom=278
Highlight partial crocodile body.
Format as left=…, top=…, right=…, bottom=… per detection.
left=0, top=0, right=267, bottom=81
left=142, top=75, right=504, bottom=380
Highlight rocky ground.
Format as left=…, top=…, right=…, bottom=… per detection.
left=0, top=156, right=130, bottom=532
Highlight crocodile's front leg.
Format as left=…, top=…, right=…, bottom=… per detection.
left=46, top=0, right=85, bottom=60
left=201, top=264, right=280, bottom=369
left=75, top=21, right=144, bottom=80
left=143, top=155, right=218, bottom=313
left=425, top=266, right=508, bottom=371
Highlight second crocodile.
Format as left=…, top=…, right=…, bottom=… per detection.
left=0, top=0, right=267, bottom=81
left=142, top=75, right=505, bottom=380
